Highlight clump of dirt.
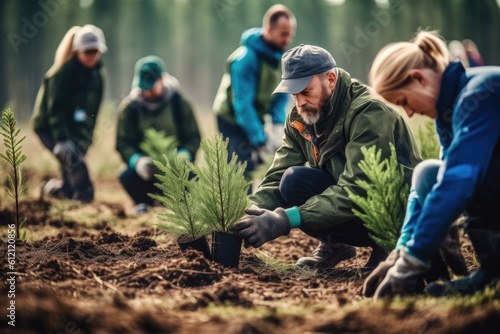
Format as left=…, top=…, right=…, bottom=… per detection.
left=94, top=226, right=129, bottom=244
left=129, top=236, right=157, bottom=251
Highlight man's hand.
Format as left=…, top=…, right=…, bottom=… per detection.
left=363, top=249, right=400, bottom=297
left=373, top=249, right=430, bottom=301
left=135, top=156, right=155, bottom=181
left=234, top=207, right=291, bottom=248
left=53, top=140, right=79, bottom=166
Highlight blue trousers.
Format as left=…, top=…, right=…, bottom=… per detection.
left=413, top=158, right=500, bottom=229
left=278, top=166, right=379, bottom=248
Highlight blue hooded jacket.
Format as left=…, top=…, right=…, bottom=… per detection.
left=229, top=28, right=289, bottom=147
left=401, top=61, right=500, bottom=263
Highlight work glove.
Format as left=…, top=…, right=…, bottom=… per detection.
left=135, top=156, right=155, bottom=181
left=363, top=249, right=400, bottom=297
left=250, top=145, right=266, bottom=166
left=234, top=206, right=291, bottom=248
left=266, top=123, right=284, bottom=153
left=53, top=140, right=79, bottom=166
left=373, top=249, right=430, bottom=301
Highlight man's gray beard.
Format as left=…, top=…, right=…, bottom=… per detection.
left=300, top=111, right=321, bottom=125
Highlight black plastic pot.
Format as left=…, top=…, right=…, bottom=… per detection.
left=177, top=235, right=211, bottom=260
left=211, top=231, right=242, bottom=269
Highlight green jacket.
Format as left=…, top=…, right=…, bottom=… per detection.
left=250, top=69, right=422, bottom=229
left=116, top=76, right=201, bottom=165
left=32, top=56, right=104, bottom=153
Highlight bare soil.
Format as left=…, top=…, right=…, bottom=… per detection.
left=1, top=198, right=499, bottom=334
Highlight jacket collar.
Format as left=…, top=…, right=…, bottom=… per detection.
left=435, top=60, right=466, bottom=127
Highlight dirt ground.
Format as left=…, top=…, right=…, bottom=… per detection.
left=1, top=196, right=500, bottom=334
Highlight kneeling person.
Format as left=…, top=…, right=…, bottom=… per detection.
left=235, top=45, right=422, bottom=271
left=116, top=55, right=201, bottom=213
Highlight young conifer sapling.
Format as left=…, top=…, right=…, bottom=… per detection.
left=346, top=144, right=409, bottom=251
left=0, top=108, right=28, bottom=239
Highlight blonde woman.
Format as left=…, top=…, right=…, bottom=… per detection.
left=364, top=31, right=500, bottom=299
left=32, top=25, right=107, bottom=202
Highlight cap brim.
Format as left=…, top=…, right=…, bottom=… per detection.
left=273, top=75, right=313, bottom=94
left=79, top=42, right=108, bottom=53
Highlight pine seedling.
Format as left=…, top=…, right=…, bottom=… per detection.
left=415, top=120, right=440, bottom=160
left=151, top=152, right=209, bottom=240
left=346, top=144, right=409, bottom=251
left=139, top=128, right=178, bottom=162
left=191, top=133, right=251, bottom=233
left=0, top=108, right=28, bottom=239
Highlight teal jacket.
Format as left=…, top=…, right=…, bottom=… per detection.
left=250, top=69, right=422, bottom=229
left=116, top=75, right=201, bottom=166
left=213, top=28, right=289, bottom=148
left=32, top=56, right=105, bottom=153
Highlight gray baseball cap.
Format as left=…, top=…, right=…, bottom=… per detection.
left=72, top=25, right=107, bottom=53
left=273, top=44, right=336, bottom=94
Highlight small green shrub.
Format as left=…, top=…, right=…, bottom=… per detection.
left=346, top=144, right=409, bottom=251
left=415, top=120, right=440, bottom=160
left=139, top=128, right=178, bottom=162
left=0, top=108, right=28, bottom=239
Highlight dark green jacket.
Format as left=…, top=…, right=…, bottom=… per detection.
left=250, top=69, right=422, bottom=229
left=32, top=56, right=104, bottom=153
left=116, top=78, right=201, bottom=165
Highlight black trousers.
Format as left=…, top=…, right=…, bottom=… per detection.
left=37, top=133, right=93, bottom=202
left=278, top=166, right=379, bottom=248
left=118, top=167, right=158, bottom=206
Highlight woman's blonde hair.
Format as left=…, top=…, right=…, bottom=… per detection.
left=369, top=30, right=450, bottom=96
left=46, top=26, right=81, bottom=77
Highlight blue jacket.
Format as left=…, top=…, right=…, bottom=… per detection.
left=214, top=28, right=289, bottom=147
left=401, top=61, right=500, bottom=263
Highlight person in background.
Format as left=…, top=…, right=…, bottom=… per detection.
left=32, top=24, right=107, bottom=202
left=213, top=4, right=296, bottom=193
left=448, top=40, right=469, bottom=68
left=234, top=44, right=422, bottom=272
left=116, top=55, right=201, bottom=214
left=365, top=31, right=499, bottom=300
left=462, top=39, right=485, bottom=67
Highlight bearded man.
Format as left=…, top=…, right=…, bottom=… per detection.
left=234, top=44, right=422, bottom=272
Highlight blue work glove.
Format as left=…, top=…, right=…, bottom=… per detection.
left=234, top=206, right=291, bottom=248
left=363, top=249, right=400, bottom=297
left=374, top=249, right=430, bottom=301
left=53, top=140, right=79, bottom=166
left=135, top=156, right=155, bottom=181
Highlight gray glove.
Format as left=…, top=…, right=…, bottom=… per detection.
left=135, top=156, right=155, bottom=181
left=373, top=249, right=430, bottom=301
left=234, top=206, right=291, bottom=248
left=363, top=249, right=400, bottom=297
left=53, top=140, right=78, bottom=166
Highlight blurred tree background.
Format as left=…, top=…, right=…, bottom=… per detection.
left=1, top=0, right=499, bottom=123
